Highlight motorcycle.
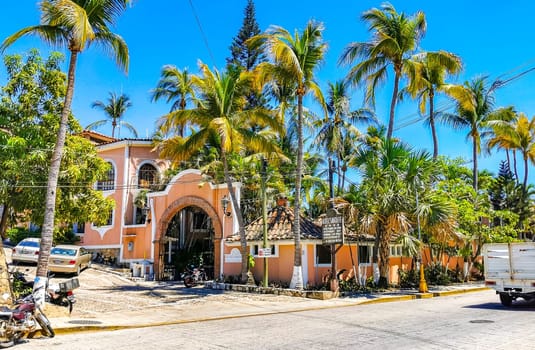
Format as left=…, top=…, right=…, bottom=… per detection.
left=181, top=265, right=207, bottom=288
left=0, top=293, right=55, bottom=348
left=46, top=277, right=78, bottom=314
left=12, top=271, right=78, bottom=314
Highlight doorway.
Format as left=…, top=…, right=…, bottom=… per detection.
left=160, top=205, right=215, bottom=280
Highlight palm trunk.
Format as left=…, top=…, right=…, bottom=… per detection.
left=472, top=136, right=478, bottom=191
left=513, top=150, right=519, bottom=183
left=429, top=92, right=438, bottom=160
left=523, top=155, right=529, bottom=192
left=378, top=229, right=390, bottom=288
left=221, top=151, right=248, bottom=283
left=0, top=203, right=8, bottom=240
left=290, top=93, right=304, bottom=289
left=34, top=50, right=78, bottom=307
left=386, top=69, right=401, bottom=140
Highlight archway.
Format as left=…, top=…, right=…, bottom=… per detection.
left=155, top=196, right=223, bottom=281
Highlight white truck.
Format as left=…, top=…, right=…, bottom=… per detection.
left=483, top=242, right=535, bottom=306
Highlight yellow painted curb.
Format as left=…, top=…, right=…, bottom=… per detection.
left=359, top=295, right=415, bottom=305
left=44, top=286, right=490, bottom=335
left=432, top=286, right=490, bottom=297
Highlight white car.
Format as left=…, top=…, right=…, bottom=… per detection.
left=11, top=238, right=41, bottom=264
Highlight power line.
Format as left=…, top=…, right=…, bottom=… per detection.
left=187, top=0, right=217, bottom=68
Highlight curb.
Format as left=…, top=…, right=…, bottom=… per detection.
left=40, top=286, right=490, bottom=336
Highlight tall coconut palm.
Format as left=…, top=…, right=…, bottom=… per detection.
left=1, top=0, right=130, bottom=304
left=248, top=20, right=327, bottom=289
left=151, top=66, right=197, bottom=137
left=403, top=51, right=462, bottom=159
left=489, top=113, right=535, bottom=190
left=155, top=62, right=284, bottom=283
left=315, top=80, right=376, bottom=192
left=87, top=92, right=137, bottom=138
left=443, top=77, right=510, bottom=191
left=339, top=2, right=426, bottom=140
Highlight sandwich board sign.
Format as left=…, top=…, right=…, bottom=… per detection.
left=322, top=209, right=344, bottom=245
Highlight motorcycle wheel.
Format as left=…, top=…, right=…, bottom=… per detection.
left=0, top=339, right=15, bottom=349
left=55, top=296, right=74, bottom=314
left=34, top=310, right=55, bottom=338
left=0, top=321, right=15, bottom=348
left=183, top=276, right=195, bottom=288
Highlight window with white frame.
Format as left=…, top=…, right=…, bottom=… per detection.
left=251, top=244, right=277, bottom=257
left=390, top=245, right=403, bottom=257
left=96, top=162, right=115, bottom=191
left=358, top=245, right=372, bottom=264
left=94, top=209, right=113, bottom=227
left=138, top=163, right=158, bottom=189
left=315, top=245, right=331, bottom=265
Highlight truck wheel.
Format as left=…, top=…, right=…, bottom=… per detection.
left=500, top=293, right=513, bottom=307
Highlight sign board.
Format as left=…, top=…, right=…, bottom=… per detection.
left=257, top=248, right=272, bottom=258
left=322, top=213, right=344, bottom=245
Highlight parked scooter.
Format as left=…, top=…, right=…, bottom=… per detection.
left=181, top=265, right=207, bottom=288
left=0, top=293, right=55, bottom=347
left=12, top=271, right=78, bottom=314
left=45, top=277, right=78, bottom=314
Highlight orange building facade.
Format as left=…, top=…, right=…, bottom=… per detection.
left=79, top=132, right=465, bottom=287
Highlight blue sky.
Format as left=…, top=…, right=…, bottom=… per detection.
left=2, top=1, right=535, bottom=183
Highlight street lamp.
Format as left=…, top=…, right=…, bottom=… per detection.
left=221, top=195, right=232, bottom=217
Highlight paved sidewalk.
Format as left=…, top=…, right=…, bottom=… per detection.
left=43, top=277, right=489, bottom=335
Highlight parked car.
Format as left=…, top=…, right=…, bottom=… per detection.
left=48, top=245, right=92, bottom=276
left=11, top=238, right=41, bottom=264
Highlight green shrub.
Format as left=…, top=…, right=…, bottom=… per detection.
left=6, top=228, right=40, bottom=245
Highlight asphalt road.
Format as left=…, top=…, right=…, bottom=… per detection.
left=13, top=289, right=534, bottom=350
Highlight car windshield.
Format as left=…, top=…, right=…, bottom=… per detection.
left=51, top=248, right=76, bottom=256
left=19, top=241, right=39, bottom=248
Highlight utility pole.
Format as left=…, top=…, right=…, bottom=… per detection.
left=415, top=178, right=428, bottom=293
left=261, top=157, right=269, bottom=287
left=328, top=158, right=338, bottom=292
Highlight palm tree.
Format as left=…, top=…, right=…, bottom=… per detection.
left=1, top=0, right=130, bottom=303
left=249, top=20, right=327, bottom=289
left=349, top=135, right=456, bottom=288
left=151, top=66, right=197, bottom=137
left=339, top=2, right=426, bottom=140
left=155, top=62, right=284, bottom=283
left=315, top=80, right=376, bottom=191
left=442, top=77, right=510, bottom=191
left=403, top=51, right=462, bottom=159
left=489, top=113, right=535, bottom=190
left=87, top=92, right=137, bottom=138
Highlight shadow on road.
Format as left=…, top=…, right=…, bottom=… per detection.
left=464, top=299, right=535, bottom=311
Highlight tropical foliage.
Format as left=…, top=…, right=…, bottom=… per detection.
left=3, top=2, right=535, bottom=292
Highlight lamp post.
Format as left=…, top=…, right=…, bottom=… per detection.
left=414, top=179, right=428, bottom=293
left=221, top=195, right=232, bottom=217
left=220, top=194, right=232, bottom=280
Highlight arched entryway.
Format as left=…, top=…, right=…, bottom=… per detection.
left=155, top=196, right=223, bottom=281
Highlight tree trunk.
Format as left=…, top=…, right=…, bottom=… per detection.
left=429, top=91, right=438, bottom=160
left=513, top=150, right=519, bottom=183
left=386, top=68, right=401, bottom=140
left=290, top=92, right=304, bottom=289
left=523, top=155, right=529, bottom=191
left=34, top=50, right=79, bottom=307
left=377, top=228, right=390, bottom=289
left=472, top=136, right=478, bottom=191
left=221, top=151, right=248, bottom=283
left=0, top=203, right=8, bottom=240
